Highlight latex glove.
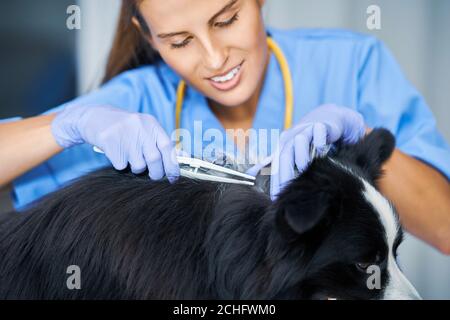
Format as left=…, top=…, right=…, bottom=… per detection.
left=51, top=104, right=179, bottom=182
left=247, top=104, right=365, bottom=200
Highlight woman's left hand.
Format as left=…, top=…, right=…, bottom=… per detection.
left=247, top=104, right=366, bottom=200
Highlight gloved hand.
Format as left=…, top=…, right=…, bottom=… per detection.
left=246, top=104, right=366, bottom=200
left=51, top=104, right=180, bottom=182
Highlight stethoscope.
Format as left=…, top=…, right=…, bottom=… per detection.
left=94, top=36, right=296, bottom=182
left=174, top=36, right=294, bottom=147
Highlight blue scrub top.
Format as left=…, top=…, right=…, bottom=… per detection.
left=4, top=27, right=450, bottom=211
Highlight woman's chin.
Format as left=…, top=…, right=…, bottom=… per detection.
left=207, top=87, right=256, bottom=109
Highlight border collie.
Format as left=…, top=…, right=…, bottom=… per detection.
left=0, top=128, right=421, bottom=299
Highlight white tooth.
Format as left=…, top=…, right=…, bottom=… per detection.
left=222, top=72, right=232, bottom=81
left=212, top=65, right=240, bottom=83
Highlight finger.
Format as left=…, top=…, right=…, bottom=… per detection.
left=270, top=131, right=297, bottom=200
left=159, top=144, right=180, bottom=183
left=322, top=121, right=341, bottom=143
left=142, top=118, right=180, bottom=182
left=104, top=145, right=128, bottom=171
left=245, top=155, right=273, bottom=177
left=270, top=145, right=283, bottom=201
left=155, top=128, right=180, bottom=182
left=142, top=142, right=164, bottom=180
left=312, top=122, right=328, bottom=156
left=280, top=122, right=312, bottom=143
left=344, top=111, right=365, bottom=143
left=246, top=163, right=265, bottom=177
left=279, top=139, right=296, bottom=191
left=129, top=152, right=147, bottom=174
left=294, top=127, right=313, bottom=174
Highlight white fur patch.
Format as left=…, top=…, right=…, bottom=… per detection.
left=362, top=180, right=398, bottom=249
left=362, top=179, right=421, bottom=300
left=330, top=159, right=421, bottom=299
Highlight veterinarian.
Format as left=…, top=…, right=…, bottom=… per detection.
left=0, top=0, right=449, bottom=253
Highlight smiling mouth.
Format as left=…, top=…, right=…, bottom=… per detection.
left=207, top=60, right=244, bottom=91
left=209, top=62, right=242, bottom=82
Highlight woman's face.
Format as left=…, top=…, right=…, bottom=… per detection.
left=138, top=0, right=268, bottom=108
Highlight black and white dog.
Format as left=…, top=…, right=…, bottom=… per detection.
left=0, top=128, right=420, bottom=299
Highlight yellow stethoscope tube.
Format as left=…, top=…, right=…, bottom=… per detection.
left=175, top=36, right=294, bottom=147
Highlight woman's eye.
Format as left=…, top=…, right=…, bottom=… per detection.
left=170, top=12, right=239, bottom=49
left=214, top=13, right=239, bottom=28
left=171, top=37, right=193, bottom=49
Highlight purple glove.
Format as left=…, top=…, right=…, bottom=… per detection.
left=247, top=104, right=365, bottom=200
left=51, top=104, right=179, bottom=182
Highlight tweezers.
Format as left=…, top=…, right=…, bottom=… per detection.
left=177, top=156, right=255, bottom=186
left=93, top=146, right=255, bottom=186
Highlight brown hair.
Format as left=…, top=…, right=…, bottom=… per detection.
left=102, top=0, right=161, bottom=84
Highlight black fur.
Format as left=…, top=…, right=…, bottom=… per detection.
left=0, top=128, right=397, bottom=300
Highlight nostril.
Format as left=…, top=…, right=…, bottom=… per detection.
left=204, top=55, right=229, bottom=75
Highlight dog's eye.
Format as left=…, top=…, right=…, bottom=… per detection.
left=355, top=253, right=382, bottom=272
left=355, top=262, right=372, bottom=272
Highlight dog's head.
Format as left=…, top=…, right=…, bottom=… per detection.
left=269, top=128, right=421, bottom=300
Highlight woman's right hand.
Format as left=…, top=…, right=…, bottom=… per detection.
left=51, top=105, right=180, bottom=182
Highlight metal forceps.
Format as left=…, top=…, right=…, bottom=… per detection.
left=93, top=146, right=255, bottom=186
left=177, top=156, right=255, bottom=186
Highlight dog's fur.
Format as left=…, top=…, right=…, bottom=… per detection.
left=0, top=129, right=420, bottom=299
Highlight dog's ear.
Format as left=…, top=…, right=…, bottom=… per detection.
left=276, top=188, right=331, bottom=236
left=336, top=128, right=396, bottom=183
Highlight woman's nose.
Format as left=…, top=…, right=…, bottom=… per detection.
left=201, top=38, right=228, bottom=72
